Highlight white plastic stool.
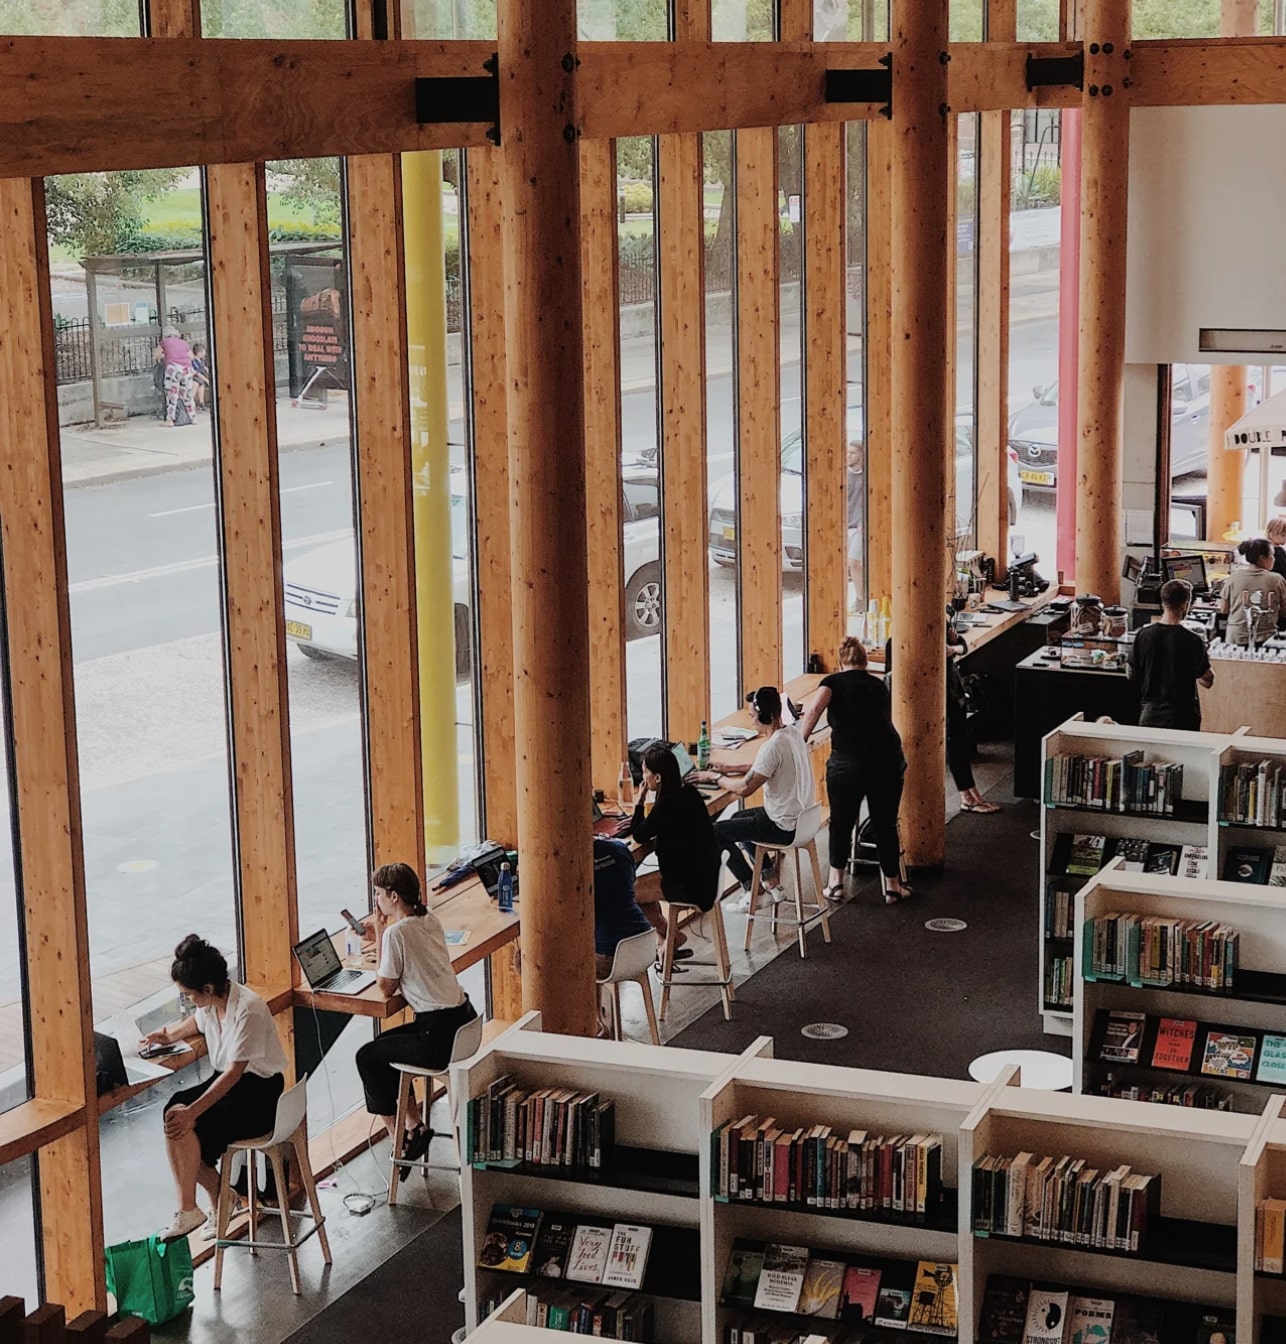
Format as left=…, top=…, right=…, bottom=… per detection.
left=596, top=930, right=661, bottom=1044
left=742, top=803, right=831, bottom=957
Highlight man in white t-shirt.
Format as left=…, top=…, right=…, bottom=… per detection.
left=712, top=686, right=815, bottom=898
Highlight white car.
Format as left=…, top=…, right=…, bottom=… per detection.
left=283, top=463, right=668, bottom=669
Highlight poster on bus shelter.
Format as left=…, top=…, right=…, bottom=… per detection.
left=284, top=253, right=350, bottom=399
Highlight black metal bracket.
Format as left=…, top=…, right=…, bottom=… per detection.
left=824, top=55, right=893, bottom=120
left=415, top=54, right=501, bottom=145
left=1024, top=50, right=1084, bottom=91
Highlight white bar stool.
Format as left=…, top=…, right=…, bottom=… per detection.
left=388, top=1013, right=485, bottom=1205
left=213, top=1075, right=330, bottom=1295
left=596, top=929, right=661, bottom=1044
left=658, top=901, right=733, bottom=1022
left=742, top=803, right=831, bottom=957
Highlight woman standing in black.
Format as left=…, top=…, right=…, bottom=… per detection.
left=633, top=741, right=722, bottom=921
left=798, top=637, right=912, bottom=904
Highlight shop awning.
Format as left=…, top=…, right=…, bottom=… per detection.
left=1225, top=386, right=1286, bottom=450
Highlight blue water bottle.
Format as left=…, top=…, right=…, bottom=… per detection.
left=497, top=862, right=514, bottom=913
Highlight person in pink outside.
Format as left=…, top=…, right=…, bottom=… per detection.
left=155, top=327, right=197, bottom=426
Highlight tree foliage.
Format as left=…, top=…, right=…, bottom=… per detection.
left=45, top=171, right=188, bottom=258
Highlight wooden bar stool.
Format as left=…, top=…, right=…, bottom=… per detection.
left=596, top=930, right=661, bottom=1044
left=388, top=1013, right=485, bottom=1205
left=742, top=803, right=831, bottom=958
left=213, top=1076, right=330, bottom=1295
left=658, top=901, right=734, bottom=1022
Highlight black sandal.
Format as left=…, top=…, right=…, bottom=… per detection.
left=401, top=1124, right=432, bottom=1162
left=824, top=883, right=845, bottom=902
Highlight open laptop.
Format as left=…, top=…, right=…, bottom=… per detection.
left=293, top=928, right=376, bottom=996
left=592, top=796, right=632, bottom=839
left=673, top=741, right=722, bottom=793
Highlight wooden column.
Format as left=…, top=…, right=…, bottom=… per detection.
left=206, top=163, right=299, bottom=991
left=865, top=118, right=894, bottom=607
left=497, top=0, right=597, bottom=1036
left=975, top=0, right=1015, bottom=567
left=0, top=177, right=103, bottom=1313
left=803, top=122, right=849, bottom=666
left=944, top=114, right=959, bottom=596
left=579, top=139, right=629, bottom=791
left=778, top=0, right=812, bottom=39
left=735, top=126, right=783, bottom=694
left=145, top=0, right=201, bottom=36
left=1074, top=0, right=1131, bottom=604
left=466, top=148, right=519, bottom=844
left=658, top=132, right=710, bottom=735
left=1206, top=0, right=1258, bottom=538
left=889, top=0, right=950, bottom=869
left=347, top=155, right=425, bottom=869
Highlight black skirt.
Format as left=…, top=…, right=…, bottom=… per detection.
left=165, top=1070, right=285, bottom=1170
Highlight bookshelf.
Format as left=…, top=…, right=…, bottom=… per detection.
left=1039, top=718, right=1224, bottom=1036
left=1216, top=733, right=1286, bottom=886
left=456, top=1020, right=1286, bottom=1343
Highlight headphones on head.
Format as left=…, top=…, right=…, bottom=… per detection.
left=747, top=688, right=777, bottom=725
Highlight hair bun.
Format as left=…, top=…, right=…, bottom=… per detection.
left=174, top=933, right=206, bottom=959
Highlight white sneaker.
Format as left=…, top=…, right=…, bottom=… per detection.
left=730, top=890, right=753, bottom=913
left=160, top=1208, right=207, bottom=1242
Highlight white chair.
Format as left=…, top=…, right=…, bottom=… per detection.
left=657, top=899, right=733, bottom=1023
left=213, top=1075, right=330, bottom=1296
left=388, top=1013, right=485, bottom=1205
left=742, top=803, right=831, bottom=957
left=596, top=929, right=661, bottom=1045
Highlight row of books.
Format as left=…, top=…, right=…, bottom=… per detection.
left=726, top=1321, right=899, bottom=1344
left=977, top=1274, right=1233, bottom=1344
left=1095, top=1075, right=1232, bottom=1111
left=1257, top=1196, right=1286, bottom=1274
left=1220, top=756, right=1286, bottom=828
left=477, top=1205, right=652, bottom=1290
left=1046, top=752, right=1185, bottom=815
left=516, top=1282, right=654, bottom=1338
left=1222, top=842, right=1286, bottom=886
left=467, top=1075, right=616, bottom=1171
left=971, top=1152, right=1161, bottom=1253
left=1045, top=883, right=1076, bottom=941
left=1044, top=954, right=1074, bottom=1011
left=1049, top=834, right=1207, bottom=881
left=1094, top=1007, right=1286, bottom=1084
left=721, top=1241, right=956, bottom=1335
left=710, top=1117, right=942, bottom=1220
left=1082, top=913, right=1239, bottom=991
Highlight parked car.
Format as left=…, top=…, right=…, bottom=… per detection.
left=283, top=463, right=668, bottom=671
left=1009, top=363, right=1233, bottom=491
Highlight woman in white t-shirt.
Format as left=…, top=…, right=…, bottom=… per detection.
left=356, top=862, right=477, bottom=1161
left=144, top=935, right=289, bottom=1243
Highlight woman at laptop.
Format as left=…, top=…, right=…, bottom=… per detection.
left=633, top=741, right=721, bottom=924
left=356, top=862, right=477, bottom=1160
left=144, top=934, right=288, bottom=1242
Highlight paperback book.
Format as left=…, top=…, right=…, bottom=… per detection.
left=752, top=1243, right=809, bottom=1313
left=796, top=1258, right=845, bottom=1319
left=1200, top=1030, right=1257, bottom=1081
left=1099, top=1009, right=1146, bottom=1063
left=478, top=1205, right=543, bottom=1273
left=565, top=1224, right=614, bottom=1284
left=601, top=1223, right=652, bottom=1290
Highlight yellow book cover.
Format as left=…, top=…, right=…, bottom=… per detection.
left=907, top=1261, right=957, bottom=1336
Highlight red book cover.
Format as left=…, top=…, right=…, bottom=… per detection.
left=773, top=1137, right=791, bottom=1203
left=1151, top=1017, right=1198, bottom=1071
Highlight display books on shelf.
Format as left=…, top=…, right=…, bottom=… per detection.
left=906, top=1261, right=957, bottom=1336
left=838, top=1266, right=882, bottom=1323
left=1022, top=1288, right=1070, bottom=1344
left=1257, top=1032, right=1286, bottom=1085
left=1179, top=844, right=1209, bottom=879
left=752, top=1244, right=810, bottom=1313
left=872, top=1266, right=914, bottom=1330
left=722, top=1243, right=766, bottom=1306
left=978, top=1276, right=1030, bottom=1343
left=531, top=1218, right=577, bottom=1278
left=1150, top=1018, right=1198, bottom=1072
left=1222, top=844, right=1273, bottom=885
left=565, top=1224, right=614, bottom=1284
left=1068, top=1296, right=1115, bottom=1344
left=601, top=1223, right=652, bottom=1290
left=1099, top=1010, right=1146, bottom=1063
left=477, top=1205, right=543, bottom=1273
left=1220, top=756, right=1286, bottom=828
left=1200, top=1030, right=1257, bottom=1080
left=1109, top=1295, right=1163, bottom=1344
left=796, top=1258, right=845, bottom=1319
left=1273, top=845, right=1286, bottom=887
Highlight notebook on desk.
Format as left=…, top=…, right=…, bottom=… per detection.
left=293, top=928, right=376, bottom=996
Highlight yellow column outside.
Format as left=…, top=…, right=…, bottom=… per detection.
left=403, top=149, right=461, bottom=861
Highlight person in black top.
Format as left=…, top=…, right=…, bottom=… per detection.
left=1128, top=578, right=1214, bottom=730
left=633, top=743, right=722, bottom=948
left=1268, top=517, right=1286, bottom=580
left=798, top=637, right=912, bottom=904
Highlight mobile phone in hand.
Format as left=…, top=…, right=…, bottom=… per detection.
left=139, top=1042, right=184, bottom=1061
left=340, top=908, right=369, bottom=936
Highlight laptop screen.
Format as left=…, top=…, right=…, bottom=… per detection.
left=671, top=742, right=696, bottom=778
left=294, top=928, right=341, bottom=986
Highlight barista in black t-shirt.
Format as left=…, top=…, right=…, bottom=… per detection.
left=1128, top=579, right=1214, bottom=731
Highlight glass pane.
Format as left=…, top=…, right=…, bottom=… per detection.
left=619, top=137, right=663, bottom=741
left=0, top=1156, right=40, bottom=1308
left=829, top=0, right=889, bottom=39
left=1007, top=108, right=1061, bottom=567
left=202, top=0, right=348, bottom=36
left=403, top=0, right=496, bottom=37
left=950, top=0, right=983, bottom=39
left=779, top=126, right=806, bottom=682
left=0, top=586, right=27, bottom=1113
left=580, top=0, right=667, bottom=37
left=713, top=0, right=775, bottom=39
left=1016, top=0, right=1059, bottom=39
left=954, top=114, right=979, bottom=551
left=705, top=131, right=739, bottom=718
left=0, top=1, right=136, bottom=34
left=845, top=123, right=868, bottom=635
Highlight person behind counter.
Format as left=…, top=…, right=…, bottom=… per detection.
left=1267, top=516, right=1286, bottom=581
left=633, top=741, right=722, bottom=926
left=356, top=862, right=476, bottom=1160
left=1221, top=537, right=1286, bottom=646
left=798, top=638, right=912, bottom=904
left=713, top=686, right=815, bottom=905
left=145, top=935, right=288, bottom=1242
left=1128, top=578, right=1213, bottom=730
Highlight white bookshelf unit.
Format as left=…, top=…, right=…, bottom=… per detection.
left=1216, top=733, right=1286, bottom=884
left=455, top=1020, right=1286, bottom=1343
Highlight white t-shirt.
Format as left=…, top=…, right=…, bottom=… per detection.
left=377, top=913, right=465, bottom=1014
left=752, top=725, right=816, bottom=830
left=195, top=981, right=289, bottom=1078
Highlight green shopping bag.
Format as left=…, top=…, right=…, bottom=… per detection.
left=105, top=1232, right=195, bottom=1325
